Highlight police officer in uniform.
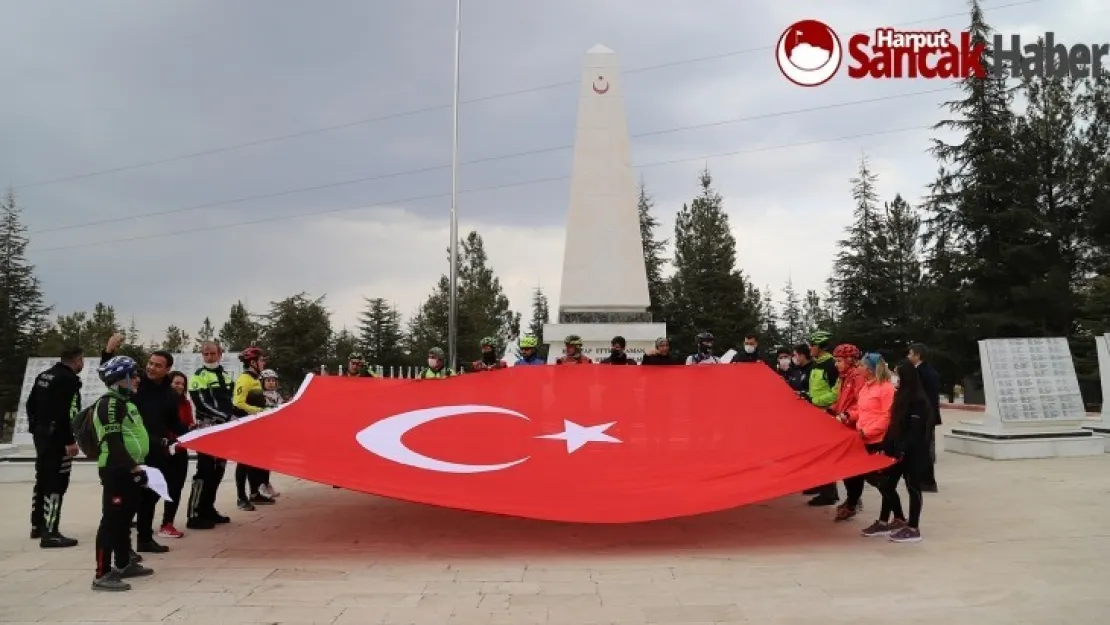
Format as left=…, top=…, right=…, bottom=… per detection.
left=27, top=346, right=84, bottom=547
left=185, top=342, right=236, bottom=529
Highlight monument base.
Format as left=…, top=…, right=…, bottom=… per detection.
left=945, top=425, right=1105, bottom=460
left=543, top=322, right=667, bottom=364
left=1081, top=420, right=1110, bottom=453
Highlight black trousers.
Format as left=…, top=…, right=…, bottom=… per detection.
left=161, top=450, right=189, bottom=526
left=134, top=455, right=164, bottom=543
left=877, top=450, right=926, bottom=528
left=31, top=434, right=72, bottom=535
left=234, top=463, right=265, bottom=499
left=96, top=469, right=138, bottom=578
left=187, top=453, right=226, bottom=519
left=922, top=422, right=938, bottom=487
left=844, top=443, right=884, bottom=507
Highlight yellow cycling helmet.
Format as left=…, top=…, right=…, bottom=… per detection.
left=519, top=335, right=539, bottom=349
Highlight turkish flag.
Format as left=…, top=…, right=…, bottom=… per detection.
left=178, top=365, right=892, bottom=523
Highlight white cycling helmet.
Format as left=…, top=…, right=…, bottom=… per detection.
left=260, top=369, right=279, bottom=380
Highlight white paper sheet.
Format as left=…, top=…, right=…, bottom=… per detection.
left=138, top=465, right=171, bottom=502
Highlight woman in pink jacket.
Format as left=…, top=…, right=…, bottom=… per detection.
left=835, top=352, right=895, bottom=521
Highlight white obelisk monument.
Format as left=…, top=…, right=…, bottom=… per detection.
left=543, top=44, right=666, bottom=363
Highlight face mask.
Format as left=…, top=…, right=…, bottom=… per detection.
left=482, top=352, right=497, bottom=364
left=203, top=361, right=219, bottom=369
left=792, top=356, right=802, bottom=366
left=699, top=343, right=712, bottom=354
left=610, top=348, right=623, bottom=359
left=743, top=345, right=756, bottom=354
left=778, top=358, right=791, bottom=370
left=427, top=358, right=438, bottom=369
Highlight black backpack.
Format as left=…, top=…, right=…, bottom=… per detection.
left=71, top=398, right=102, bottom=459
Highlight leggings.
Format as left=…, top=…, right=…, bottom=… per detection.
left=843, top=443, right=884, bottom=507
left=877, top=451, right=926, bottom=528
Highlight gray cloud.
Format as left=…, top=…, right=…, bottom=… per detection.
left=2, top=0, right=1101, bottom=343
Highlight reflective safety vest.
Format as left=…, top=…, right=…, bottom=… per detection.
left=420, top=367, right=455, bottom=379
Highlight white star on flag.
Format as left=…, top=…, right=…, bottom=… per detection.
left=536, top=420, right=621, bottom=454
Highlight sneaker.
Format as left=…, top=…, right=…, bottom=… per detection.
left=158, top=524, right=184, bottom=539
left=186, top=516, right=215, bottom=530
left=889, top=527, right=922, bottom=543
left=259, top=483, right=280, bottom=498
left=807, top=494, right=839, bottom=507
left=237, top=498, right=255, bottom=511
left=834, top=503, right=857, bottom=522
left=922, top=483, right=939, bottom=493
left=209, top=510, right=231, bottom=524
left=40, top=534, right=79, bottom=549
left=92, top=571, right=131, bottom=592
left=30, top=527, right=41, bottom=540
left=136, top=540, right=169, bottom=554
left=860, top=520, right=892, bottom=537
left=249, top=493, right=275, bottom=505
left=118, top=561, right=155, bottom=579
left=129, top=549, right=143, bottom=564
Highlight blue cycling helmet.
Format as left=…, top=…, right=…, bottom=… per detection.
left=98, top=355, right=138, bottom=386
left=860, top=352, right=884, bottom=372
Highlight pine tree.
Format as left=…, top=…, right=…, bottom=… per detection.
left=637, top=180, right=669, bottom=320
left=666, top=168, right=759, bottom=352
left=832, top=156, right=889, bottom=347
left=758, top=285, right=784, bottom=349
left=780, top=278, right=803, bottom=346
left=358, top=297, right=406, bottom=367
left=263, top=293, right=332, bottom=386
left=329, top=328, right=359, bottom=372
left=195, top=317, right=217, bottom=350
left=407, top=276, right=450, bottom=363
left=162, top=325, right=192, bottom=353
left=881, top=194, right=924, bottom=344
left=921, top=0, right=1027, bottom=382
left=802, top=290, right=832, bottom=338
left=219, top=301, right=262, bottom=351
left=457, top=231, right=516, bottom=361
left=0, top=190, right=51, bottom=416
left=528, top=288, right=549, bottom=341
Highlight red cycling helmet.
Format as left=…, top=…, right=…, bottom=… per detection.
left=832, top=343, right=862, bottom=360
left=239, top=346, right=265, bottom=364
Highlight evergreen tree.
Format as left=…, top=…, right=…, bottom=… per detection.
left=637, top=180, right=669, bottom=320
left=329, top=328, right=359, bottom=372
left=195, top=317, right=217, bottom=350
left=527, top=287, right=551, bottom=360
left=409, top=231, right=516, bottom=367
left=358, top=297, right=406, bottom=367
left=161, top=325, right=192, bottom=353
left=758, top=285, right=784, bottom=349
left=219, top=301, right=262, bottom=351
left=666, top=169, right=759, bottom=352
left=881, top=194, right=924, bottom=345
left=0, top=190, right=51, bottom=416
left=921, top=0, right=1023, bottom=384
left=832, top=156, right=889, bottom=347
left=262, top=293, right=332, bottom=386
left=780, top=278, right=803, bottom=346
left=802, top=290, right=832, bottom=338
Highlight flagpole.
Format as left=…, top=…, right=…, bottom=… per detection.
left=447, top=0, right=462, bottom=372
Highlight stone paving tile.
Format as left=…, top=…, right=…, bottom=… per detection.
left=3, top=421, right=1110, bottom=624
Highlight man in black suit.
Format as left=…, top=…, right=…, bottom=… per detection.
left=908, top=343, right=941, bottom=492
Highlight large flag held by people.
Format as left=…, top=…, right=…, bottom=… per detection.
left=178, top=364, right=892, bottom=523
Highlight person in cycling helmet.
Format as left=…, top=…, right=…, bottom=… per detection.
left=470, top=336, right=507, bottom=372
left=92, top=355, right=154, bottom=591
left=422, top=347, right=455, bottom=378
left=231, top=347, right=274, bottom=510
left=556, top=334, right=591, bottom=364
left=515, top=335, right=545, bottom=365
left=805, top=330, right=840, bottom=409
left=686, top=332, right=720, bottom=364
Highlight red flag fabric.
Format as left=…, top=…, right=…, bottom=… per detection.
left=178, top=365, right=892, bottom=523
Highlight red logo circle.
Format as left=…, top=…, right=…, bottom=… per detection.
left=775, top=20, right=843, bottom=87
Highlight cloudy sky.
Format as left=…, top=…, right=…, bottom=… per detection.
left=1, top=0, right=1102, bottom=345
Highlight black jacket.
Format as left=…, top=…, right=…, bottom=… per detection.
left=732, top=349, right=762, bottom=363
left=102, top=351, right=187, bottom=458
left=600, top=353, right=637, bottom=365
left=782, top=363, right=810, bottom=394
left=26, top=362, right=82, bottom=447
left=915, top=361, right=943, bottom=425
left=640, top=352, right=683, bottom=366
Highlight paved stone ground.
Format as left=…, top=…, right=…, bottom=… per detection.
left=2, top=422, right=1108, bottom=624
